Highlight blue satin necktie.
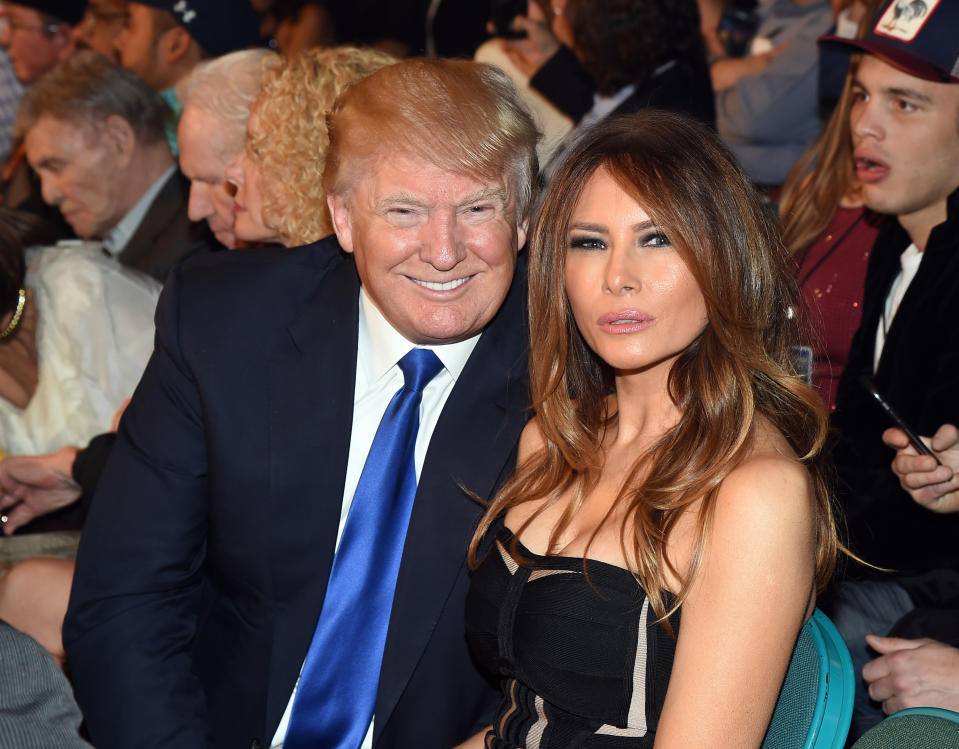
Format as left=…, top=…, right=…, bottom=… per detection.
left=284, top=348, right=444, bottom=749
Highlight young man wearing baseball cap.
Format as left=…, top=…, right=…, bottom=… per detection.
left=821, top=0, right=959, bottom=737
left=114, top=0, right=258, bottom=152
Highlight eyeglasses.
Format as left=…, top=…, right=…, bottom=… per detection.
left=0, top=9, right=60, bottom=35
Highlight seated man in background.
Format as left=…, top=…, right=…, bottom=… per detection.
left=18, top=50, right=212, bottom=281
left=63, top=57, right=537, bottom=749
left=114, top=0, right=259, bottom=153
left=819, top=0, right=959, bottom=736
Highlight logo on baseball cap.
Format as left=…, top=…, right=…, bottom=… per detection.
left=820, top=0, right=959, bottom=83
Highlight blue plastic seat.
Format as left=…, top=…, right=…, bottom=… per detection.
left=762, top=609, right=856, bottom=749
left=850, top=707, right=959, bottom=748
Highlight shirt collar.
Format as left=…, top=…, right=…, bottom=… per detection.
left=102, top=165, right=177, bottom=256
left=357, top=287, right=480, bottom=387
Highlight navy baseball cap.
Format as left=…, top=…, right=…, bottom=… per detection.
left=132, top=0, right=260, bottom=57
left=820, top=0, right=959, bottom=83
left=11, top=0, right=87, bottom=25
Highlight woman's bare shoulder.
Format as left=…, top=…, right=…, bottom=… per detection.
left=517, top=416, right=547, bottom=461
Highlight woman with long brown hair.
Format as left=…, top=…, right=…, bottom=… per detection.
left=777, top=0, right=885, bottom=411
left=462, top=110, right=839, bottom=747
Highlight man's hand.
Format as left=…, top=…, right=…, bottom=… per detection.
left=884, top=424, right=959, bottom=513
left=0, top=446, right=82, bottom=534
left=863, top=635, right=959, bottom=714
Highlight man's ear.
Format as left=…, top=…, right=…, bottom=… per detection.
left=160, top=26, right=194, bottom=65
left=516, top=216, right=529, bottom=252
left=102, top=114, right=136, bottom=168
left=328, top=193, right=354, bottom=253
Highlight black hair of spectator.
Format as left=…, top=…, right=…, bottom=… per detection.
left=567, top=0, right=707, bottom=96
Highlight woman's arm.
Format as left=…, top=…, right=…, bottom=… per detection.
left=654, top=451, right=817, bottom=747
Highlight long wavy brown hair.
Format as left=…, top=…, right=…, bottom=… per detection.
left=778, top=0, right=884, bottom=256
left=469, top=111, right=838, bottom=627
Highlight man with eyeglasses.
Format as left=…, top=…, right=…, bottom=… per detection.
left=0, top=1, right=81, bottom=85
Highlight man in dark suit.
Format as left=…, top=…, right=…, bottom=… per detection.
left=64, top=57, right=538, bottom=749
left=18, top=50, right=210, bottom=281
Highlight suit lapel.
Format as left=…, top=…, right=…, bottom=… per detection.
left=117, top=170, right=183, bottom=269
left=374, top=260, right=530, bottom=739
left=264, top=258, right=361, bottom=733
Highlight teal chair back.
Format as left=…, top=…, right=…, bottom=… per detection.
left=851, top=707, right=959, bottom=748
left=762, top=609, right=855, bottom=749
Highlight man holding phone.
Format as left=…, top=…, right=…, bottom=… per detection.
left=819, top=0, right=959, bottom=737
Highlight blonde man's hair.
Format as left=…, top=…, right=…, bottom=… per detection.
left=248, top=46, right=396, bottom=246
left=323, top=57, right=540, bottom=223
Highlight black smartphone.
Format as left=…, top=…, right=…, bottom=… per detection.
left=490, top=0, right=528, bottom=39
left=858, top=374, right=942, bottom=465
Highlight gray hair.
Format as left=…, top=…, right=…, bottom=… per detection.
left=14, top=51, right=170, bottom=145
left=177, top=48, right=277, bottom=152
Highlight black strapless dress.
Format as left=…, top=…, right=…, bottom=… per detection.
left=466, top=527, right=679, bottom=748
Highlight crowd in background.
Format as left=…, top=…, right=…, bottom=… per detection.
left=0, top=0, right=957, bottom=746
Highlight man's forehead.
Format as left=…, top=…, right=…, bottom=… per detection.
left=26, top=116, right=98, bottom=157
left=5, top=3, right=41, bottom=19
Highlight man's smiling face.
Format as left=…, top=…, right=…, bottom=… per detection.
left=327, top=153, right=526, bottom=344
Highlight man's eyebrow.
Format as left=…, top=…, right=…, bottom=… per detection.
left=375, top=192, right=427, bottom=209
left=460, top=187, right=508, bottom=205
left=883, top=86, right=934, bottom=104
left=852, top=76, right=935, bottom=105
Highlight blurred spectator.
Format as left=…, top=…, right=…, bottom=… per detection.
left=0, top=46, right=23, bottom=161
left=0, top=1, right=81, bottom=84
left=501, top=0, right=714, bottom=177
left=253, top=0, right=335, bottom=55
left=17, top=51, right=212, bottom=281
left=177, top=47, right=276, bottom=249
left=114, top=0, right=259, bottom=152
left=72, top=0, right=126, bottom=62
left=778, top=4, right=883, bottom=411
left=712, top=0, right=835, bottom=187
left=225, top=45, right=395, bottom=247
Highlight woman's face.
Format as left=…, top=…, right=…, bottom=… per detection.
left=224, top=132, right=282, bottom=246
left=563, top=168, right=707, bottom=376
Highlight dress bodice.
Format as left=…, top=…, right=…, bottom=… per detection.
left=466, top=527, right=679, bottom=748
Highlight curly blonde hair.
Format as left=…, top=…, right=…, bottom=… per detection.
left=247, top=46, right=396, bottom=246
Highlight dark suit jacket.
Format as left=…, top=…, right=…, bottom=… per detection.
left=117, top=169, right=214, bottom=283
left=831, top=187, right=959, bottom=585
left=530, top=45, right=716, bottom=129
left=64, top=237, right=530, bottom=748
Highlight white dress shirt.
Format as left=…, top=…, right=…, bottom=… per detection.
left=271, top=288, right=480, bottom=748
left=874, top=243, right=922, bottom=372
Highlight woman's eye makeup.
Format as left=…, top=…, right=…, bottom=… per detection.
left=567, top=234, right=606, bottom=250
left=639, top=230, right=671, bottom=248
